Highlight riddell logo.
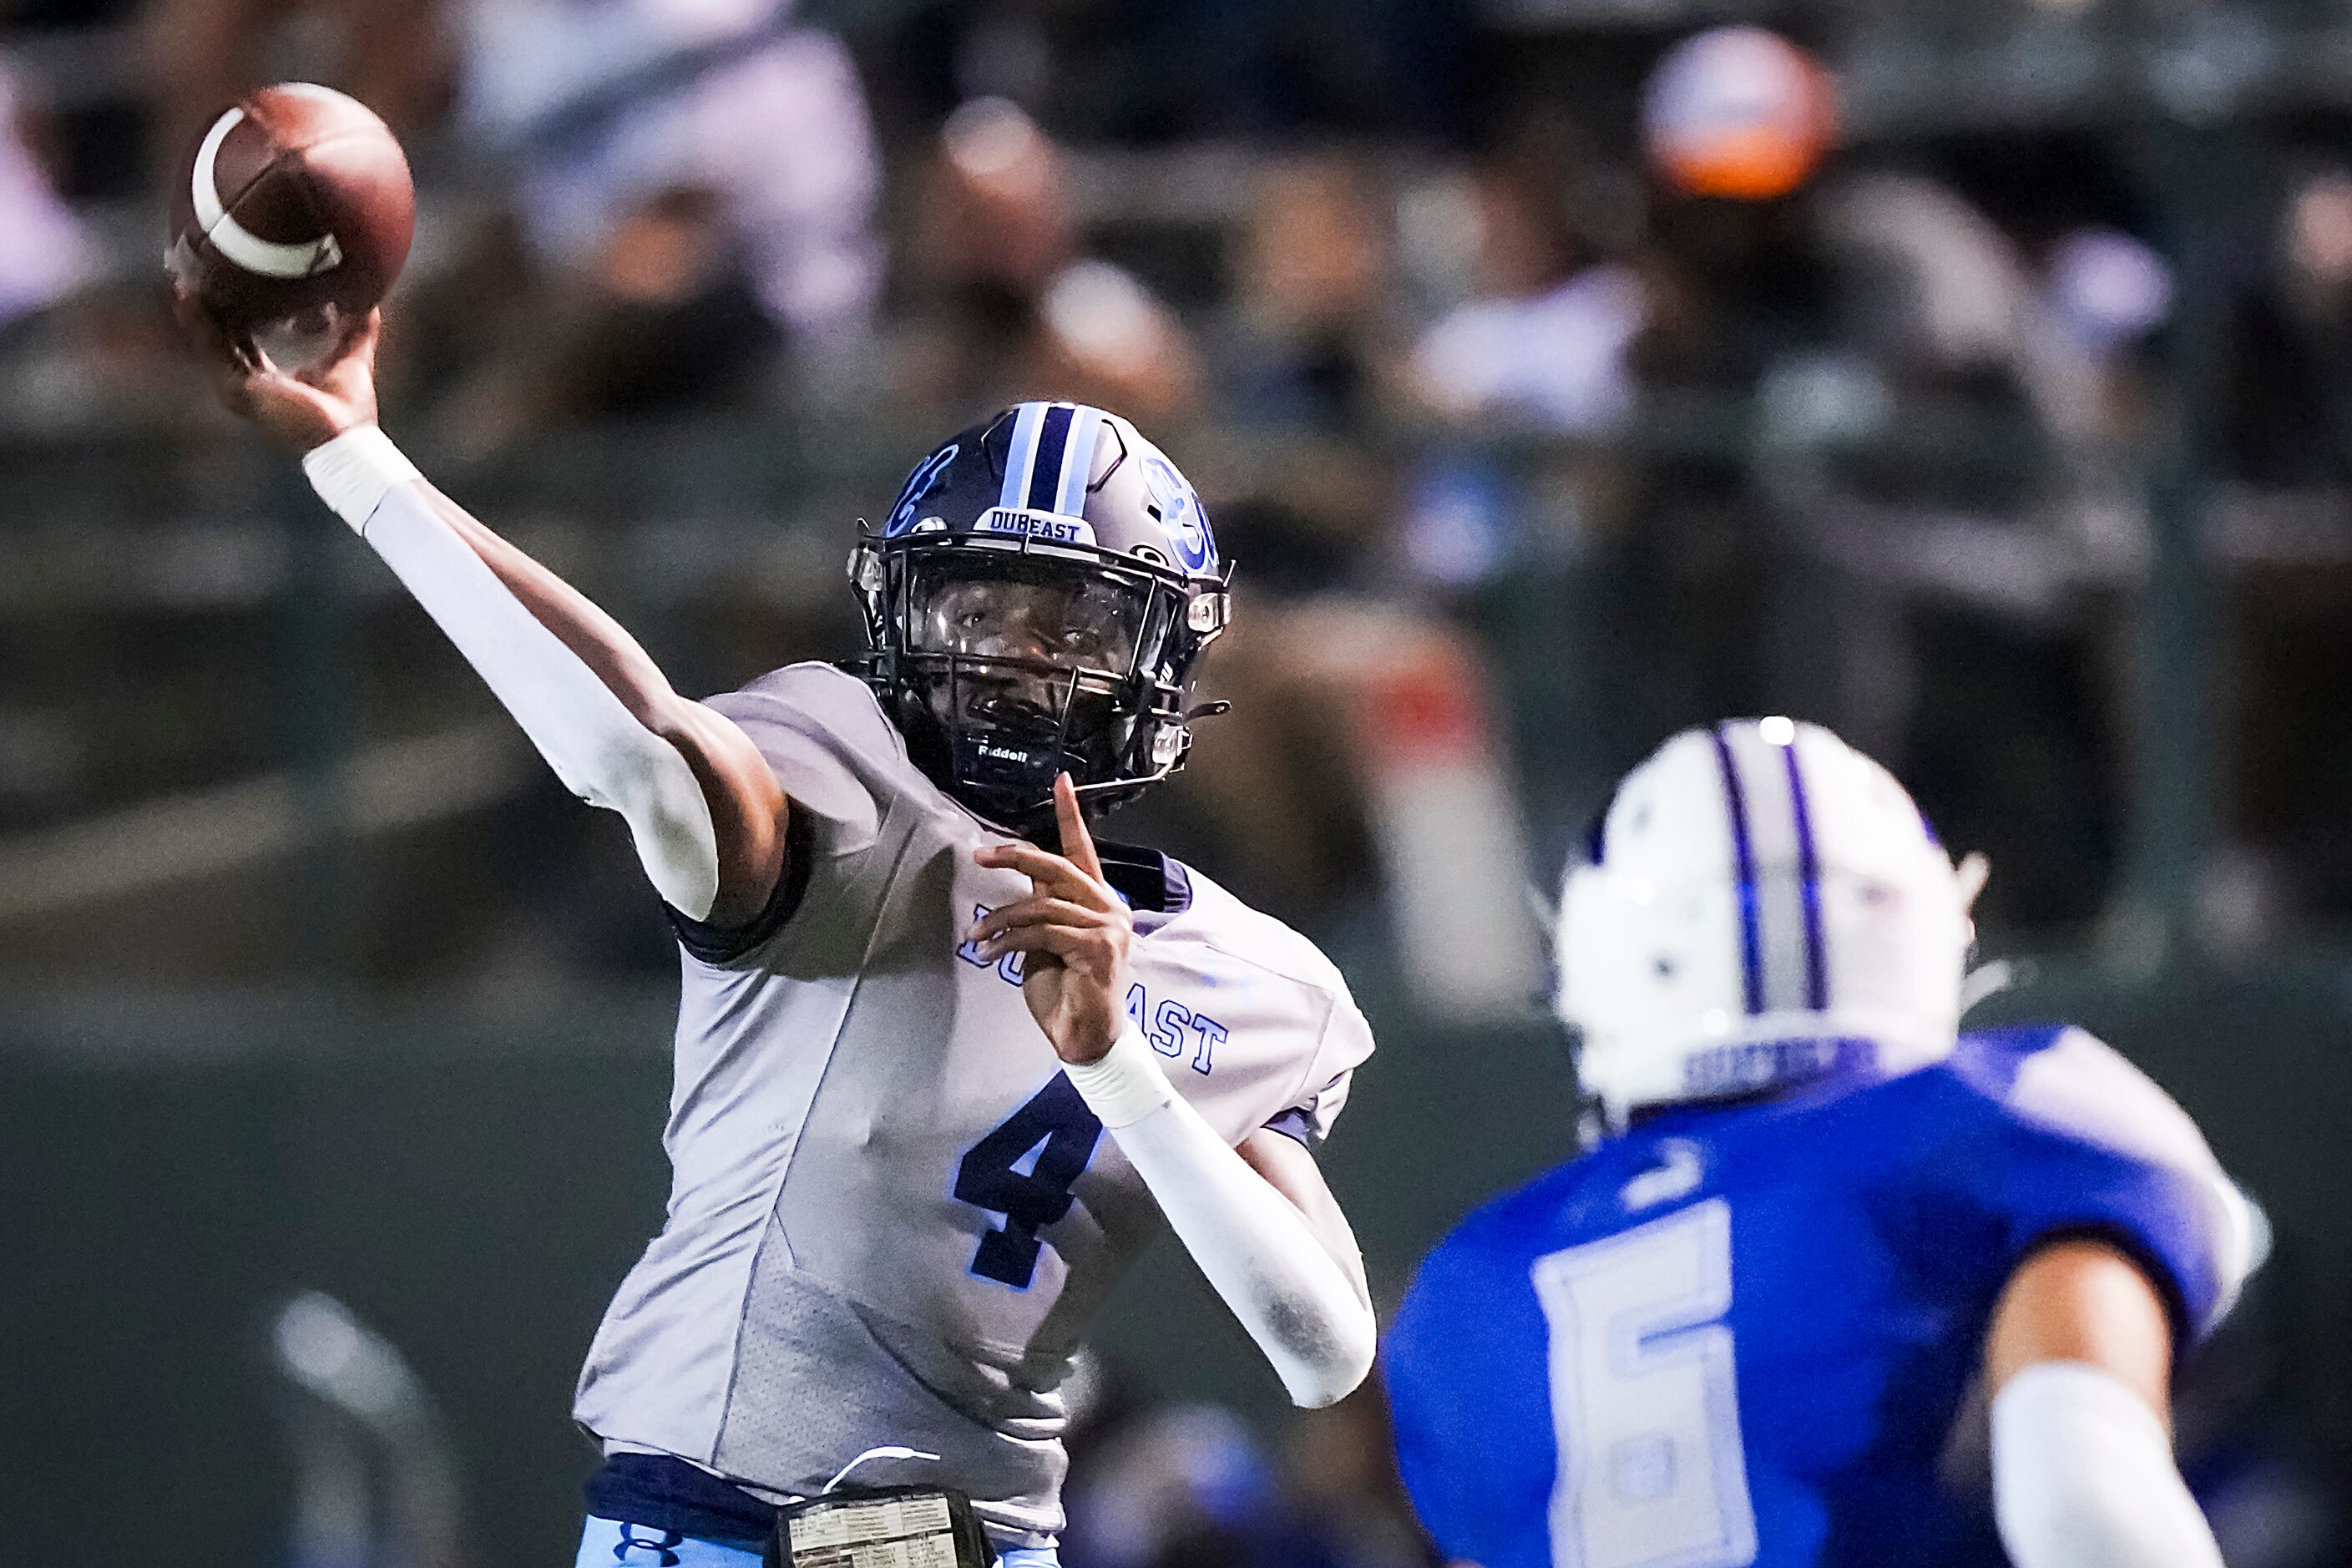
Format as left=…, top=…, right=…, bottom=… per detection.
left=980, top=744, right=1029, bottom=762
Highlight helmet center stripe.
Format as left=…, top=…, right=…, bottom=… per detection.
left=1780, top=735, right=1829, bottom=1010
left=1710, top=726, right=1764, bottom=1014
left=1026, top=404, right=1075, bottom=512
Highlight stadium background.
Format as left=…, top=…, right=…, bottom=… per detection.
left=3, top=0, right=2352, bottom=1562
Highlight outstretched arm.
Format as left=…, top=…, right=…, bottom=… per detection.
left=970, top=776, right=1377, bottom=1408
left=1984, top=1238, right=2223, bottom=1568
left=180, top=299, right=787, bottom=924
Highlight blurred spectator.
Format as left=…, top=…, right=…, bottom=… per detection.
left=1406, top=135, right=1641, bottom=435
left=144, top=0, right=453, bottom=167
left=1211, top=150, right=1404, bottom=436
left=2223, top=164, right=2352, bottom=488
left=458, top=0, right=882, bottom=352
left=405, top=0, right=881, bottom=433
left=0, top=63, right=92, bottom=327
left=897, top=96, right=1201, bottom=423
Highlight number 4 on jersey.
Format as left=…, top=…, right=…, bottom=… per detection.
left=954, top=1074, right=1105, bottom=1288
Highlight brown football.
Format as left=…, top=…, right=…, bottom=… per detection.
left=166, top=83, right=414, bottom=329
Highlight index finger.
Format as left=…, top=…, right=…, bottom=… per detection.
left=1054, top=773, right=1105, bottom=883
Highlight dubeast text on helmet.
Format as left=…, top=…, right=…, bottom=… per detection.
left=848, top=402, right=1232, bottom=831
left=1555, top=718, right=1983, bottom=1129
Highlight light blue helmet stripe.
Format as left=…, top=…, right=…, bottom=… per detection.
left=1054, top=407, right=1105, bottom=516
left=999, top=403, right=1050, bottom=509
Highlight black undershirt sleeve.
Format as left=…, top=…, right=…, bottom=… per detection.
left=665, top=807, right=817, bottom=964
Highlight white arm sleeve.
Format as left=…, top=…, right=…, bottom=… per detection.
left=303, top=427, right=721, bottom=919
left=1065, top=1025, right=1376, bottom=1408
left=1991, top=1360, right=2224, bottom=1568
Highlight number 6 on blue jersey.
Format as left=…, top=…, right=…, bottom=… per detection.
left=955, top=1074, right=1105, bottom=1288
left=1532, top=1198, right=1757, bottom=1568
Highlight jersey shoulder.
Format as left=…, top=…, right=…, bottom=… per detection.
left=1940, top=1024, right=2228, bottom=1182
left=1916, top=1023, right=2260, bottom=1334
left=1174, top=865, right=1355, bottom=998
left=711, top=660, right=905, bottom=768
left=704, top=662, right=926, bottom=843
left=1161, top=867, right=1374, bottom=1130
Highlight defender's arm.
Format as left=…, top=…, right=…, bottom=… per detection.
left=1984, top=1238, right=2223, bottom=1568
left=181, top=301, right=787, bottom=923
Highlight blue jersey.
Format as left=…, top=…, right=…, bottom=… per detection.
left=1385, top=1025, right=2254, bottom=1568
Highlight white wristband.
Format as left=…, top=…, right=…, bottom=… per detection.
left=303, top=424, right=422, bottom=533
left=1062, top=1024, right=1176, bottom=1129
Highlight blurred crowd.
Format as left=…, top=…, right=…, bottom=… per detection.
left=4, top=0, right=2352, bottom=969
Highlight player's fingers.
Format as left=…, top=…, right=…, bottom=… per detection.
left=172, top=289, right=259, bottom=383
left=971, top=897, right=1118, bottom=943
left=243, top=335, right=286, bottom=381
left=1053, top=773, right=1106, bottom=883
left=979, top=921, right=1118, bottom=974
left=306, top=305, right=380, bottom=387
left=972, top=841, right=1110, bottom=907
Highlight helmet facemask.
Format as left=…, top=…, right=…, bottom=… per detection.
left=856, top=535, right=1212, bottom=831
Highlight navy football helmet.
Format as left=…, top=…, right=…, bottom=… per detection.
left=849, top=402, right=1232, bottom=830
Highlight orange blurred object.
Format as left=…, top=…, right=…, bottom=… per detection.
left=1643, top=28, right=1837, bottom=202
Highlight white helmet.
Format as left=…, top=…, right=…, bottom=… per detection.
left=1555, top=717, right=1978, bottom=1128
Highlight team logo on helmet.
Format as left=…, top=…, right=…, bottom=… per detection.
left=886, top=443, right=959, bottom=537
left=1143, top=454, right=1216, bottom=573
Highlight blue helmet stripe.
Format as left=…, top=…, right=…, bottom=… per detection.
left=1054, top=407, right=1104, bottom=515
left=1026, top=404, right=1075, bottom=511
left=999, top=403, right=1050, bottom=509
left=1780, top=734, right=1829, bottom=1009
left=1711, top=726, right=1763, bottom=1014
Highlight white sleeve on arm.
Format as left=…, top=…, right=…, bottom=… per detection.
left=1064, top=1025, right=1376, bottom=1408
left=304, top=426, right=722, bottom=919
left=1991, top=1360, right=2224, bottom=1568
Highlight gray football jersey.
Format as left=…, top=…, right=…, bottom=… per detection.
left=573, top=663, right=1373, bottom=1545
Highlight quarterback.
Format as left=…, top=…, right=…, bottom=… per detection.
left=1386, top=719, right=2257, bottom=1568
left=182, top=304, right=1377, bottom=1565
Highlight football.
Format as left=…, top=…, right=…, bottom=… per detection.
left=165, top=82, right=414, bottom=329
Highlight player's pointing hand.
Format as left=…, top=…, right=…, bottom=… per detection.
left=970, top=774, right=1132, bottom=1067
